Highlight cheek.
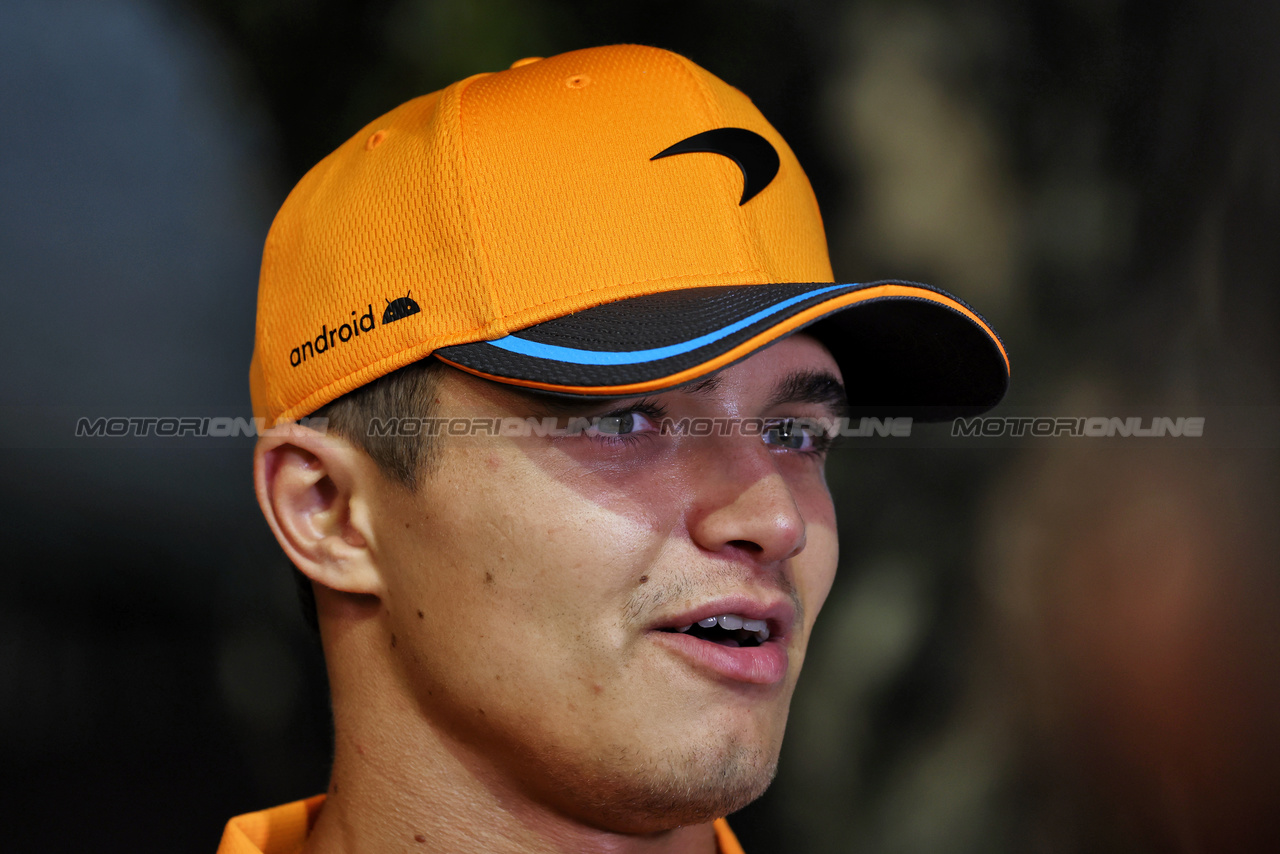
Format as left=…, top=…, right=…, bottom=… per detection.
left=407, top=512, right=677, bottom=741
left=794, top=483, right=839, bottom=631
left=380, top=457, right=674, bottom=667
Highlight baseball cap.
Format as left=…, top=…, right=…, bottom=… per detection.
left=249, top=44, right=1008, bottom=426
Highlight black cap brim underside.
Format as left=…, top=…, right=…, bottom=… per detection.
left=434, top=281, right=1009, bottom=421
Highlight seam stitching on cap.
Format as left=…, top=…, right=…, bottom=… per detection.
left=454, top=73, right=504, bottom=334
left=669, top=52, right=767, bottom=278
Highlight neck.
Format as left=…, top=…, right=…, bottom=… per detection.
left=303, top=612, right=719, bottom=854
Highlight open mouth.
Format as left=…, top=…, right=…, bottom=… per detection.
left=650, top=602, right=792, bottom=684
left=659, top=614, right=770, bottom=648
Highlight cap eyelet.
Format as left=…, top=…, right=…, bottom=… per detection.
left=365, top=130, right=387, bottom=151
left=565, top=74, right=591, bottom=89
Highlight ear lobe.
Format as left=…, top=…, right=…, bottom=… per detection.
left=254, top=426, right=383, bottom=597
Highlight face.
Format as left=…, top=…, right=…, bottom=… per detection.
left=365, top=334, right=843, bottom=831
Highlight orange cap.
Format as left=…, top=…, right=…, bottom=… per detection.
left=250, top=45, right=1008, bottom=425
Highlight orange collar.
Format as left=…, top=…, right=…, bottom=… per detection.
left=216, top=796, right=746, bottom=854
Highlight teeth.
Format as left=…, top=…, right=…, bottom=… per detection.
left=670, top=613, right=771, bottom=643
left=675, top=614, right=772, bottom=643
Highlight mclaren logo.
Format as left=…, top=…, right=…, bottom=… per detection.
left=651, top=127, right=780, bottom=205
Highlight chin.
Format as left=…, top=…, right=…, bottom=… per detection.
left=549, top=738, right=780, bottom=835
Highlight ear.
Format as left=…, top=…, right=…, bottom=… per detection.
left=254, top=423, right=383, bottom=597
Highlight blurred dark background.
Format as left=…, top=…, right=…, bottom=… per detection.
left=2, top=1, right=1278, bottom=852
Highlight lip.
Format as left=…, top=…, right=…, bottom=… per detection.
left=648, top=595, right=795, bottom=686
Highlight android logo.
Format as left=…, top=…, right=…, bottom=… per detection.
left=382, top=291, right=421, bottom=325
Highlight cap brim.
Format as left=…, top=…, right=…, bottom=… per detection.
left=433, top=281, right=1009, bottom=421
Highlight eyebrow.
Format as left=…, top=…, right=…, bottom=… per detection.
left=506, top=368, right=845, bottom=417
left=510, top=372, right=724, bottom=417
left=683, top=374, right=723, bottom=396
left=765, top=370, right=849, bottom=414
left=508, top=387, right=632, bottom=417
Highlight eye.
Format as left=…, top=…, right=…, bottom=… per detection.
left=592, top=411, right=652, bottom=435
left=582, top=401, right=666, bottom=443
left=761, top=418, right=829, bottom=454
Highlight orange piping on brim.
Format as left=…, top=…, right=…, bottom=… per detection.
left=434, top=284, right=1010, bottom=396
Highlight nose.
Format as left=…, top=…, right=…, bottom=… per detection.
left=685, top=439, right=807, bottom=564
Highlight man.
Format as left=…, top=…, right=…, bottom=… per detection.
left=220, top=44, right=1008, bottom=853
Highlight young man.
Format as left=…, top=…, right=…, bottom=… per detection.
left=222, top=45, right=1008, bottom=854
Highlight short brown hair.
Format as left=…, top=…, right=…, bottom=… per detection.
left=292, top=358, right=445, bottom=630
left=317, top=357, right=446, bottom=489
